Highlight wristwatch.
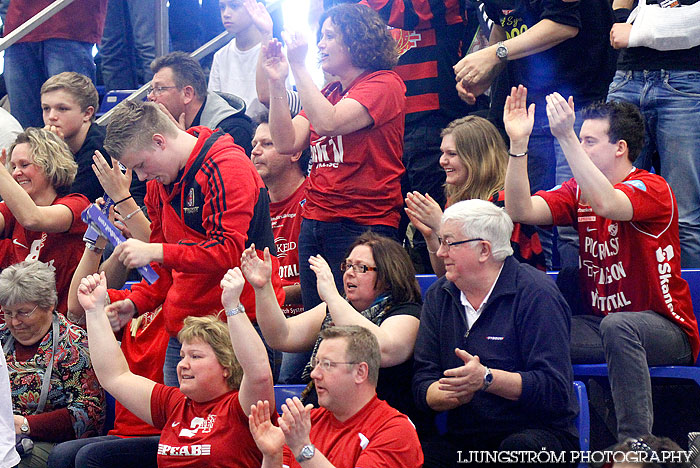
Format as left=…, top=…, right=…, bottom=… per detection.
left=20, top=417, right=29, bottom=434
left=496, top=41, right=508, bottom=61
left=482, top=367, right=494, bottom=391
left=296, top=444, right=316, bottom=463
left=225, top=303, right=245, bottom=317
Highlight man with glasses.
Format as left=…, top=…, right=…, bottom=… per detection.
left=249, top=324, right=423, bottom=468
left=413, top=199, right=579, bottom=467
left=148, top=51, right=255, bottom=156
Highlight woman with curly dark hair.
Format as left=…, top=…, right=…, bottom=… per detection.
left=263, top=3, right=406, bottom=312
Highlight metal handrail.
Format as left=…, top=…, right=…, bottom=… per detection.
left=0, top=0, right=77, bottom=53
left=96, top=30, right=232, bottom=126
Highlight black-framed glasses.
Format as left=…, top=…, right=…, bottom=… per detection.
left=437, top=236, right=484, bottom=252
left=311, top=357, right=358, bottom=372
left=146, top=85, right=178, bottom=96
left=340, top=260, right=377, bottom=274
left=2, top=304, right=39, bottom=321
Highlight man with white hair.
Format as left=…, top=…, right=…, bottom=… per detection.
left=413, top=199, right=579, bottom=467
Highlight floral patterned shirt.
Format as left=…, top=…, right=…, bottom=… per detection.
left=1, top=313, right=105, bottom=439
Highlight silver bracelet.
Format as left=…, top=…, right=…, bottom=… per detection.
left=124, top=206, right=146, bottom=221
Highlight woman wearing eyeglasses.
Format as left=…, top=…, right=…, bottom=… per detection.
left=241, top=231, right=430, bottom=433
left=405, top=115, right=546, bottom=276
left=0, top=128, right=90, bottom=314
left=0, top=261, right=104, bottom=468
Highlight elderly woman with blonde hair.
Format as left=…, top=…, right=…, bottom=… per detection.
left=0, top=128, right=90, bottom=313
left=0, top=261, right=104, bottom=468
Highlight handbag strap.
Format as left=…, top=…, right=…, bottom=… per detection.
left=37, top=315, right=59, bottom=413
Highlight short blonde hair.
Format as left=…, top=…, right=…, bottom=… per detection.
left=41, top=72, right=99, bottom=121
left=8, top=128, right=78, bottom=191
left=104, top=101, right=179, bottom=160
left=177, top=315, right=242, bottom=390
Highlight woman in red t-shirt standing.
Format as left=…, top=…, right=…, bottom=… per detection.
left=265, top=3, right=406, bottom=311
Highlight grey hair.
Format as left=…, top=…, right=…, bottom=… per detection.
left=441, top=199, right=514, bottom=261
left=0, top=261, right=58, bottom=309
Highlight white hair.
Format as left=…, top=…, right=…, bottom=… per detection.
left=441, top=199, right=514, bottom=261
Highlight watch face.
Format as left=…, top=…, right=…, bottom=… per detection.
left=300, top=445, right=315, bottom=459
left=496, top=46, right=508, bottom=59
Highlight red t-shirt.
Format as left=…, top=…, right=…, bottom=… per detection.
left=0, top=193, right=89, bottom=314
left=151, top=385, right=263, bottom=467
left=537, top=169, right=700, bottom=360
left=270, top=179, right=308, bottom=317
left=107, top=289, right=168, bottom=437
left=282, top=395, right=423, bottom=468
left=4, top=0, right=107, bottom=45
left=300, top=71, right=406, bottom=228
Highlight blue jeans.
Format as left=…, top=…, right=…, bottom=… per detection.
left=571, top=311, right=692, bottom=440
left=298, top=218, right=397, bottom=310
left=48, top=435, right=159, bottom=468
left=163, top=336, right=182, bottom=387
left=99, top=0, right=156, bottom=91
left=4, top=39, right=96, bottom=128
left=607, top=69, right=700, bottom=268
left=278, top=350, right=313, bottom=384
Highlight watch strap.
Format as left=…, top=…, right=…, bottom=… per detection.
left=225, top=303, right=245, bottom=317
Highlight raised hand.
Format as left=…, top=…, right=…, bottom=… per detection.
left=92, top=150, right=133, bottom=202
left=261, top=39, right=290, bottom=83
left=221, top=267, right=246, bottom=311
left=309, top=255, right=338, bottom=303
left=249, top=400, right=285, bottom=456
left=503, top=85, right=535, bottom=145
left=77, top=272, right=108, bottom=312
left=240, top=244, right=272, bottom=290
left=243, top=0, right=273, bottom=38
left=545, top=92, right=576, bottom=140
left=280, top=30, right=308, bottom=67
left=279, top=397, right=313, bottom=455
left=104, top=299, right=137, bottom=332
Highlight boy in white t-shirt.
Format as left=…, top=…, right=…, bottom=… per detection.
left=209, top=0, right=266, bottom=118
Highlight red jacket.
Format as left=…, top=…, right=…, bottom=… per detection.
left=127, top=127, right=284, bottom=336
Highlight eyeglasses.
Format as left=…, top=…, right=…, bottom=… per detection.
left=340, top=260, right=377, bottom=274
left=146, top=85, right=178, bottom=96
left=2, top=304, right=39, bottom=321
left=311, top=357, right=358, bottom=372
left=436, top=237, right=483, bottom=252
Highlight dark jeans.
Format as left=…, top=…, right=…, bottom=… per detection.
left=571, top=312, right=692, bottom=440
left=99, top=0, right=155, bottom=90
left=297, top=218, right=397, bottom=310
left=47, top=435, right=159, bottom=468
left=4, top=39, right=96, bottom=128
